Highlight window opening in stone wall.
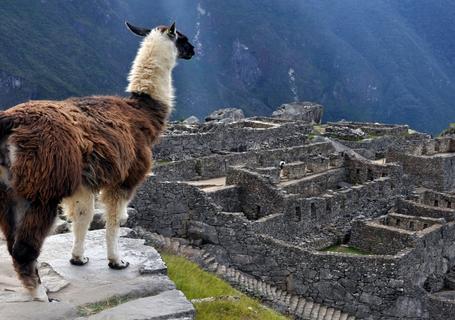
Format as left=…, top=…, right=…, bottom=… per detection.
left=311, top=202, right=316, bottom=217
left=448, top=201, right=452, bottom=208
left=367, top=169, right=373, bottom=180
left=434, top=200, right=439, bottom=207
left=295, top=206, right=302, bottom=222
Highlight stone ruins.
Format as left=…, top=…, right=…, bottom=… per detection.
left=127, top=101, right=455, bottom=320
left=2, top=101, right=455, bottom=320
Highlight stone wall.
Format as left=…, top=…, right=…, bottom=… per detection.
left=386, top=151, right=455, bottom=191
left=397, top=199, right=455, bottom=221
left=326, top=121, right=410, bottom=137
left=349, top=219, right=416, bottom=255
left=226, top=167, right=287, bottom=220
left=421, top=190, right=455, bottom=209
left=128, top=173, right=410, bottom=319
left=154, top=121, right=311, bottom=161
left=153, top=142, right=336, bottom=181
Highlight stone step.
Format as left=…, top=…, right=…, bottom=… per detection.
left=303, top=301, right=314, bottom=318
left=340, top=313, right=349, bottom=320
left=201, top=252, right=211, bottom=259
left=296, top=298, right=307, bottom=315
left=332, top=310, right=342, bottom=320
left=289, top=296, right=299, bottom=312
left=324, top=308, right=334, bottom=320
left=310, top=303, right=321, bottom=319
left=446, top=273, right=455, bottom=290
left=203, top=256, right=215, bottom=265
left=317, top=306, right=328, bottom=320
left=85, top=290, right=194, bottom=320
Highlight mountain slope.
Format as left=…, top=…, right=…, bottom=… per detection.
left=0, top=0, right=454, bottom=133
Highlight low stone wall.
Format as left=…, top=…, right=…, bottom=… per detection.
left=334, top=134, right=429, bottom=160
left=280, top=168, right=346, bottom=196
left=226, top=167, right=287, bottom=219
left=153, top=142, right=336, bottom=181
left=327, top=122, right=409, bottom=137
left=154, top=121, right=311, bottom=161
left=397, top=199, right=455, bottom=221
left=347, top=157, right=402, bottom=185
left=206, top=186, right=242, bottom=213
left=387, top=151, right=455, bottom=191
left=421, top=190, right=455, bottom=209
left=349, top=220, right=416, bottom=255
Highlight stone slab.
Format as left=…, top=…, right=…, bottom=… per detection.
left=0, top=229, right=194, bottom=319
left=84, top=290, right=195, bottom=320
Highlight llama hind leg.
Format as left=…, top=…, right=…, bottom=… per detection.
left=12, top=201, right=58, bottom=301
left=62, top=186, right=95, bottom=266
left=100, top=189, right=130, bottom=270
left=0, top=186, right=15, bottom=254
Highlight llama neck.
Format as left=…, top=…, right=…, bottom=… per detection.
left=127, top=30, right=177, bottom=114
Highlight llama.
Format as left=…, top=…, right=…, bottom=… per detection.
left=0, top=21, right=194, bottom=301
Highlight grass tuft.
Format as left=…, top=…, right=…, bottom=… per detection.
left=162, top=253, right=288, bottom=320
left=78, top=296, right=132, bottom=316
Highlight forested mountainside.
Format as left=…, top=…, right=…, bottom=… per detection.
left=1, top=0, right=454, bottom=133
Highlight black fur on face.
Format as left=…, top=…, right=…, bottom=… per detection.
left=126, top=21, right=195, bottom=60
left=174, top=31, right=195, bottom=60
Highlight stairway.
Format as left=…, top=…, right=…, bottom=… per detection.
left=137, top=229, right=356, bottom=320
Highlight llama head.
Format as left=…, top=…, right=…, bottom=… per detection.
left=126, top=22, right=195, bottom=60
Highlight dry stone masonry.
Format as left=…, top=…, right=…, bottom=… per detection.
left=124, top=103, right=455, bottom=319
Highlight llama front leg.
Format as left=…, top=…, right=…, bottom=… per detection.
left=101, top=189, right=129, bottom=270
left=62, top=186, right=95, bottom=266
left=12, top=201, right=58, bottom=302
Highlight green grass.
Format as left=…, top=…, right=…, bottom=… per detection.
left=162, top=254, right=288, bottom=320
left=78, top=296, right=132, bottom=316
left=156, top=159, right=172, bottom=165
left=321, top=245, right=370, bottom=255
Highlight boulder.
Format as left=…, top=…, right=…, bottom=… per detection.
left=182, top=116, right=200, bottom=125
left=325, top=126, right=366, bottom=141
left=205, top=108, right=245, bottom=123
left=272, top=101, right=323, bottom=123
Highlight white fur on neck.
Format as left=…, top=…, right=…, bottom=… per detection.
left=127, top=29, right=178, bottom=110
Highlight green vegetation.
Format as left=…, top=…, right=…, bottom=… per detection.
left=2, top=1, right=455, bottom=133
left=162, top=253, right=288, bottom=320
left=156, top=159, right=172, bottom=165
left=440, top=123, right=455, bottom=137
left=78, top=296, right=132, bottom=316
left=321, top=245, right=370, bottom=255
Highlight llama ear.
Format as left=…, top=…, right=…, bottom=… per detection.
left=125, top=21, right=151, bottom=37
left=168, top=22, right=176, bottom=36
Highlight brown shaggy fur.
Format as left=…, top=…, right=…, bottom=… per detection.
left=0, top=93, right=168, bottom=296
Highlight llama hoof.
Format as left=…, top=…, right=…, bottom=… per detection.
left=70, top=256, right=89, bottom=266
left=31, top=285, right=49, bottom=302
left=49, top=297, right=60, bottom=303
left=108, top=260, right=130, bottom=270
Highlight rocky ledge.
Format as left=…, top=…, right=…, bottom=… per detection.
left=0, top=228, right=194, bottom=320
